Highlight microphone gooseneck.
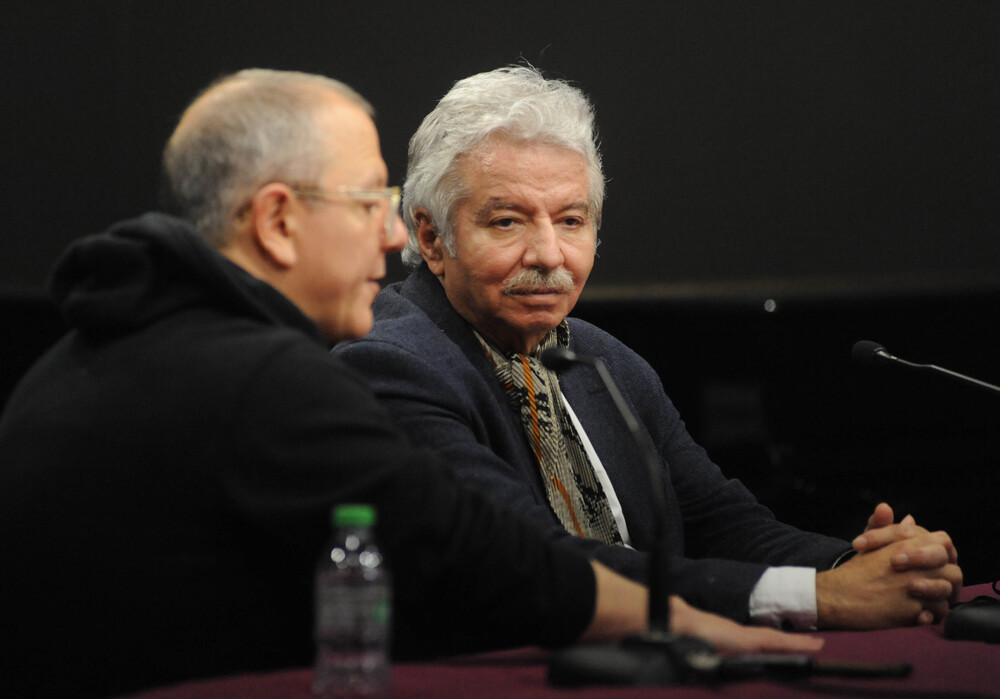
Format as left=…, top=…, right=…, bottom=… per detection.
left=851, top=340, right=1000, bottom=395
left=541, top=346, right=672, bottom=635
left=541, top=345, right=709, bottom=686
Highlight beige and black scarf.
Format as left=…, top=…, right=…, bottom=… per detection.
left=475, top=322, right=623, bottom=545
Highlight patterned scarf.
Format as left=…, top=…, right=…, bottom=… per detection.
left=474, top=322, right=623, bottom=545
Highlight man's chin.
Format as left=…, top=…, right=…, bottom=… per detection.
left=323, top=314, right=374, bottom=344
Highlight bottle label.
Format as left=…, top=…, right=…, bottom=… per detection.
left=315, top=578, right=391, bottom=645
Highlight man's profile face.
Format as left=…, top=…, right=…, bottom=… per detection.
left=294, top=95, right=405, bottom=341
left=432, top=137, right=597, bottom=354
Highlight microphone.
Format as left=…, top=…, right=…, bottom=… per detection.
left=852, top=339, right=1000, bottom=644
left=541, top=346, right=711, bottom=685
left=850, top=339, right=895, bottom=365
left=851, top=340, right=1000, bottom=396
left=541, top=346, right=672, bottom=636
left=538, top=346, right=581, bottom=372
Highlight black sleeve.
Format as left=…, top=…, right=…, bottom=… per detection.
left=227, top=340, right=596, bottom=658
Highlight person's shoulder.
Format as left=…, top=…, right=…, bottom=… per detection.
left=566, top=316, right=663, bottom=390
left=338, top=283, right=452, bottom=355
left=234, top=320, right=378, bottom=400
left=567, top=317, right=636, bottom=357
left=370, top=281, right=417, bottom=322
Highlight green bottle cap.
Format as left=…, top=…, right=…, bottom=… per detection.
left=332, top=503, right=376, bottom=528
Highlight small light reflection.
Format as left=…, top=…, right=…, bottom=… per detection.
left=763, top=299, right=778, bottom=313
left=360, top=551, right=383, bottom=568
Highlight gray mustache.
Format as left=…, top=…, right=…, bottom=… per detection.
left=503, top=268, right=575, bottom=295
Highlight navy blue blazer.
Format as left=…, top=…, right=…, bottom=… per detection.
left=335, top=265, right=850, bottom=621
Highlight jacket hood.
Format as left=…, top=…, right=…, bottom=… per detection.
left=49, top=212, right=319, bottom=340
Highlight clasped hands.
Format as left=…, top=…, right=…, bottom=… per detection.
left=815, top=502, right=962, bottom=629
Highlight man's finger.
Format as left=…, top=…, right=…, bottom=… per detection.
left=907, top=577, right=954, bottom=601
left=892, top=544, right=950, bottom=570
left=864, top=502, right=894, bottom=532
left=853, top=521, right=928, bottom=552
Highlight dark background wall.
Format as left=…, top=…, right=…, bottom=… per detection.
left=3, top=2, right=998, bottom=581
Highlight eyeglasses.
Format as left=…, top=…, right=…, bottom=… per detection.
left=291, top=186, right=401, bottom=241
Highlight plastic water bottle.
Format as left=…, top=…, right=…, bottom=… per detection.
left=313, top=504, right=391, bottom=698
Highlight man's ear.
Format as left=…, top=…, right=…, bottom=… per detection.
left=414, top=207, right=446, bottom=275
left=250, top=183, right=298, bottom=268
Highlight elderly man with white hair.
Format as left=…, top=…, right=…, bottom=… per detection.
left=335, top=65, right=961, bottom=631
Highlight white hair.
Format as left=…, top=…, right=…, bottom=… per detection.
left=401, top=65, right=605, bottom=267
left=161, top=68, right=373, bottom=247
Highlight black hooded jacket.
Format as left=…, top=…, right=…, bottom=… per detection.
left=0, top=213, right=594, bottom=697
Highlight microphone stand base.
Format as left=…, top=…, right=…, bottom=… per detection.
left=547, top=633, right=718, bottom=687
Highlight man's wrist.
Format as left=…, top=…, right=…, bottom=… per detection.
left=831, top=548, right=857, bottom=568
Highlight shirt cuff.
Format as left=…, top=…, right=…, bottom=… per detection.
left=748, top=566, right=818, bottom=630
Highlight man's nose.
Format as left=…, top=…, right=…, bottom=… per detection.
left=382, top=211, right=407, bottom=252
left=523, top=220, right=564, bottom=269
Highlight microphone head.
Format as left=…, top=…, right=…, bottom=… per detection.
left=540, top=346, right=581, bottom=371
left=852, top=340, right=888, bottom=365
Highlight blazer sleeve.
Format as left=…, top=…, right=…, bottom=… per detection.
left=592, top=333, right=853, bottom=569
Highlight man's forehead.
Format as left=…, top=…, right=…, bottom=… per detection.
left=314, top=98, right=387, bottom=182
left=314, top=92, right=377, bottom=133
left=460, top=154, right=591, bottom=206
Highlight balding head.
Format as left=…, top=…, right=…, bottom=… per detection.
left=162, top=69, right=374, bottom=247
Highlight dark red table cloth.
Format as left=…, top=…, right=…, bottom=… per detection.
left=127, top=582, right=1000, bottom=698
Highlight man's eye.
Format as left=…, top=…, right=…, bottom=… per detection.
left=492, top=217, right=518, bottom=228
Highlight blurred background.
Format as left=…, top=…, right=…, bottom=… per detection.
left=3, top=1, right=997, bottom=582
